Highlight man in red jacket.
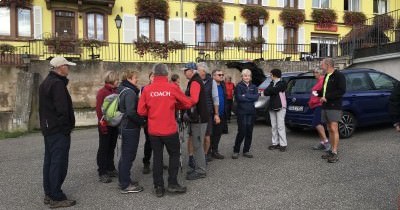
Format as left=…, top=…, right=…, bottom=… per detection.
left=138, top=63, right=194, bottom=197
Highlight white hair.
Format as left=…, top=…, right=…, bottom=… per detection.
left=241, top=69, right=252, bottom=77
left=196, top=62, right=209, bottom=73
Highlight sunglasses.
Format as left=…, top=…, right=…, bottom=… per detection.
left=217, top=74, right=224, bottom=76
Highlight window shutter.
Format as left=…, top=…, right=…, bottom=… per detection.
left=169, top=18, right=182, bottom=42
left=223, top=22, right=234, bottom=41
left=277, top=26, right=284, bottom=52
left=298, top=0, right=305, bottom=9
left=262, top=0, right=269, bottom=6
left=297, top=26, right=305, bottom=52
left=277, top=0, right=284, bottom=7
left=222, top=0, right=235, bottom=3
left=262, top=25, right=268, bottom=50
left=239, top=0, right=246, bottom=4
left=33, top=6, right=42, bottom=39
left=123, top=14, right=136, bottom=43
left=183, top=19, right=195, bottom=45
left=239, top=23, right=247, bottom=40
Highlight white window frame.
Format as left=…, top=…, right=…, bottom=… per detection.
left=344, top=0, right=360, bottom=12
left=17, top=8, right=31, bottom=37
left=311, top=37, right=338, bottom=57
left=312, top=0, right=330, bottom=8
left=374, top=0, right=387, bottom=14
left=155, top=19, right=165, bottom=43
left=0, top=7, right=11, bottom=36
left=196, top=22, right=206, bottom=46
left=138, top=17, right=150, bottom=39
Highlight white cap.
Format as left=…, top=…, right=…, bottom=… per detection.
left=50, top=56, right=76, bottom=68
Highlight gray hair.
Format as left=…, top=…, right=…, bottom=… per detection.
left=241, top=69, right=252, bottom=77
left=196, top=62, right=209, bottom=73
left=153, top=63, right=168, bottom=76
left=313, top=67, right=323, bottom=74
left=323, top=58, right=334, bottom=68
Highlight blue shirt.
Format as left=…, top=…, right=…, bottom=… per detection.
left=217, top=85, right=225, bottom=116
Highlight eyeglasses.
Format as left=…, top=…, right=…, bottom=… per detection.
left=217, top=74, right=224, bottom=77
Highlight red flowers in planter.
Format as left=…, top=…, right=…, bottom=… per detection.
left=373, top=14, right=395, bottom=31
left=279, top=8, right=305, bottom=28
left=343, top=11, right=366, bottom=26
left=241, top=6, right=269, bottom=26
left=136, top=0, right=169, bottom=20
left=311, top=9, right=337, bottom=27
left=195, top=2, right=225, bottom=24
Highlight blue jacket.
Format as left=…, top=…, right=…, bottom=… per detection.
left=235, top=81, right=259, bottom=115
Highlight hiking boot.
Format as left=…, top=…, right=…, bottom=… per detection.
left=232, top=153, right=239, bottom=159
left=186, top=171, right=206, bottom=180
left=154, top=186, right=165, bottom=197
left=142, top=164, right=151, bottom=174
left=268, top=144, right=281, bottom=150
left=107, top=170, right=118, bottom=177
left=44, top=195, right=51, bottom=205
left=279, top=146, right=287, bottom=152
left=167, top=184, right=187, bottom=193
left=312, top=143, right=325, bottom=150
left=206, top=154, right=213, bottom=162
left=327, top=152, right=339, bottom=163
left=99, top=174, right=112, bottom=183
left=120, top=183, right=144, bottom=194
left=212, top=152, right=225, bottom=159
left=323, top=143, right=332, bottom=152
left=188, top=156, right=195, bottom=169
left=49, top=199, right=76, bottom=208
left=243, top=152, right=254, bottom=158
left=321, top=151, right=333, bottom=159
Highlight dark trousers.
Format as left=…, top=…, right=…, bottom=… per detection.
left=233, top=114, right=255, bottom=153
left=150, top=133, right=180, bottom=188
left=226, top=99, right=233, bottom=121
left=97, top=126, right=118, bottom=176
left=143, top=127, right=152, bottom=165
left=211, top=115, right=225, bottom=154
left=118, top=128, right=140, bottom=189
left=43, top=133, right=71, bottom=201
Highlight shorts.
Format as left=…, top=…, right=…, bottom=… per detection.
left=311, top=106, right=323, bottom=127
left=321, top=109, right=342, bottom=123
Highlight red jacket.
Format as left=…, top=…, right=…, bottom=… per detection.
left=225, top=82, right=235, bottom=100
left=96, top=83, right=117, bottom=121
left=138, top=76, right=194, bottom=136
left=308, top=76, right=324, bottom=109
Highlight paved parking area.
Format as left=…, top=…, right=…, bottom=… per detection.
left=0, top=121, right=399, bottom=209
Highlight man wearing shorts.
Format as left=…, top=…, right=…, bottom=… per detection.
left=318, top=58, right=346, bottom=163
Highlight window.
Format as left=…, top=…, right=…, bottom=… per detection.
left=138, top=17, right=166, bottom=42
left=345, top=73, right=372, bottom=91
left=284, top=28, right=297, bottom=52
left=210, top=23, right=219, bottom=43
left=87, top=13, right=104, bottom=40
left=344, top=0, right=359, bottom=11
left=285, top=0, right=298, bottom=8
left=373, top=0, right=387, bottom=14
left=0, top=7, right=10, bottom=36
left=247, top=25, right=259, bottom=39
left=368, top=72, right=396, bottom=90
left=310, top=35, right=338, bottom=57
left=287, top=78, right=317, bottom=94
left=195, top=22, right=221, bottom=47
left=138, top=17, right=150, bottom=38
left=155, top=19, right=165, bottom=43
left=312, top=0, right=330, bottom=8
left=0, top=6, right=32, bottom=38
left=247, top=0, right=259, bottom=4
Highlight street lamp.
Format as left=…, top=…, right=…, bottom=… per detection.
left=115, top=14, right=122, bottom=64
left=259, top=16, right=265, bottom=60
left=21, top=52, right=30, bottom=71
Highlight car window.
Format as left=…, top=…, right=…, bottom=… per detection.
left=258, top=77, right=272, bottom=89
left=368, top=72, right=396, bottom=90
left=345, top=72, right=373, bottom=91
left=287, top=78, right=316, bottom=94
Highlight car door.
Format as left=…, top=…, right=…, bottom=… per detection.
left=367, top=72, right=398, bottom=124
left=286, top=76, right=316, bottom=125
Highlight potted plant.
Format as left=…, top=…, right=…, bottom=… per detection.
left=136, top=0, right=169, bottom=19
left=134, top=36, right=185, bottom=59
left=395, top=19, right=400, bottom=42
left=279, top=8, right=305, bottom=28
left=241, top=5, right=269, bottom=26
left=195, top=2, right=224, bottom=24
left=44, top=36, right=81, bottom=54
left=0, top=0, right=32, bottom=6
left=343, top=11, right=366, bottom=26
left=311, top=9, right=337, bottom=27
left=373, top=14, right=394, bottom=31
left=0, top=44, right=15, bottom=56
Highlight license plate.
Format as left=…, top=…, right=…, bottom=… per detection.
left=288, top=105, right=304, bottom=112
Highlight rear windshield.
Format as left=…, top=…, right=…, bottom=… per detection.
left=258, top=77, right=272, bottom=89
left=287, top=78, right=317, bottom=94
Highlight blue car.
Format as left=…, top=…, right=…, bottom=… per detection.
left=285, top=68, right=398, bottom=138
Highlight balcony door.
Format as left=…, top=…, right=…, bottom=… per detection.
left=55, top=11, right=75, bottom=37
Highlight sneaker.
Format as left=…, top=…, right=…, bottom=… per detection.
left=327, top=152, right=339, bottom=163
left=44, top=195, right=51, bottom=205
left=154, top=186, right=165, bottom=197
left=188, top=156, right=195, bottom=169
left=120, top=184, right=144, bottom=194
left=49, top=199, right=76, bottom=208
left=243, top=152, right=254, bottom=158
left=279, top=146, right=287, bottom=152
left=167, top=184, right=187, bottom=193
left=206, top=154, right=213, bottom=162
left=142, top=164, right=151, bottom=174
left=107, top=170, right=118, bottom=177
left=186, top=171, right=206, bottom=180
left=321, top=151, right=333, bottom=159
left=323, top=143, right=332, bottom=152
left=212, top=152, right=225, bottom=159
left=312, top=143, right=325, bottom=150
left=232, top=153, right=239, bottom=159
left=99, top=174, right=112, bottom=183
left=268, top=144, right=281, bottom=150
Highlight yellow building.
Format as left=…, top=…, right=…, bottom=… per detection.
left=0, top=0, right=399, bottom=62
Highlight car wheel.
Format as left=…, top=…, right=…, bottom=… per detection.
left=339, top=112, right=356, bottom=139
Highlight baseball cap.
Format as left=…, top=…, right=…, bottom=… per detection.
left=50, top=56, right=76, bottom=68
left=181, top=62, right=197, bottom=71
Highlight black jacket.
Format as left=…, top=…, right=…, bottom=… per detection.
left=118, top=80, right=145, bottom=129
left=203, top=73, right=214, bottom=114
left=318, top=70, right=346, bottom=110
left=235, top=81, right=259, bottom=115
left=39, top=71, right=75, bottom=136
left=389, top=81, right=400, bottom=124
left=264, top=79, right=287, bottom=111
left=185, top=73, right=209, bottom=123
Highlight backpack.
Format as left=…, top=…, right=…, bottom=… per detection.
left=101, top=88, right=129, bottom=127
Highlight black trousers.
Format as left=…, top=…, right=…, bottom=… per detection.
left=150, top=133, right=180, bottom=187
left=226, top=99, right=233, bottom=121
left=211, top=115, right=225, bottom=154
left=233, top=114, right=255, bottom=153
left=118, top=128, right=140, bottom=189
left=43, top=133, right=70, bottom=201
left=97, top=126, right=118, bottom=176
left=142, top=127, right=152, bottom=165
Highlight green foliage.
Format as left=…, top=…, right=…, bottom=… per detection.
left=81, top=39, right=107, bottom=48
left=195, top=2, right=225, bottom=24
left=373, top=14, right=394, bottom=31
left=279, top=8, right=305, bottom=28
left=136, top=0, right=169, bottom=19
left=343, top=11, right=366, bottom=26
left=0, top=44, right=15, bottom=55
left=311, top=9, right=337, bottom=27
left=134, top=36, right=185, bottom=59
left=44, top=36, right=81, bottom=54
left=241, top=6, right=269, bottom=25
left=0, top=131, right=26, bottom=140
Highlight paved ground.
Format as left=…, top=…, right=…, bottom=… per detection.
left=0, top=120, right=399, bottom=210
